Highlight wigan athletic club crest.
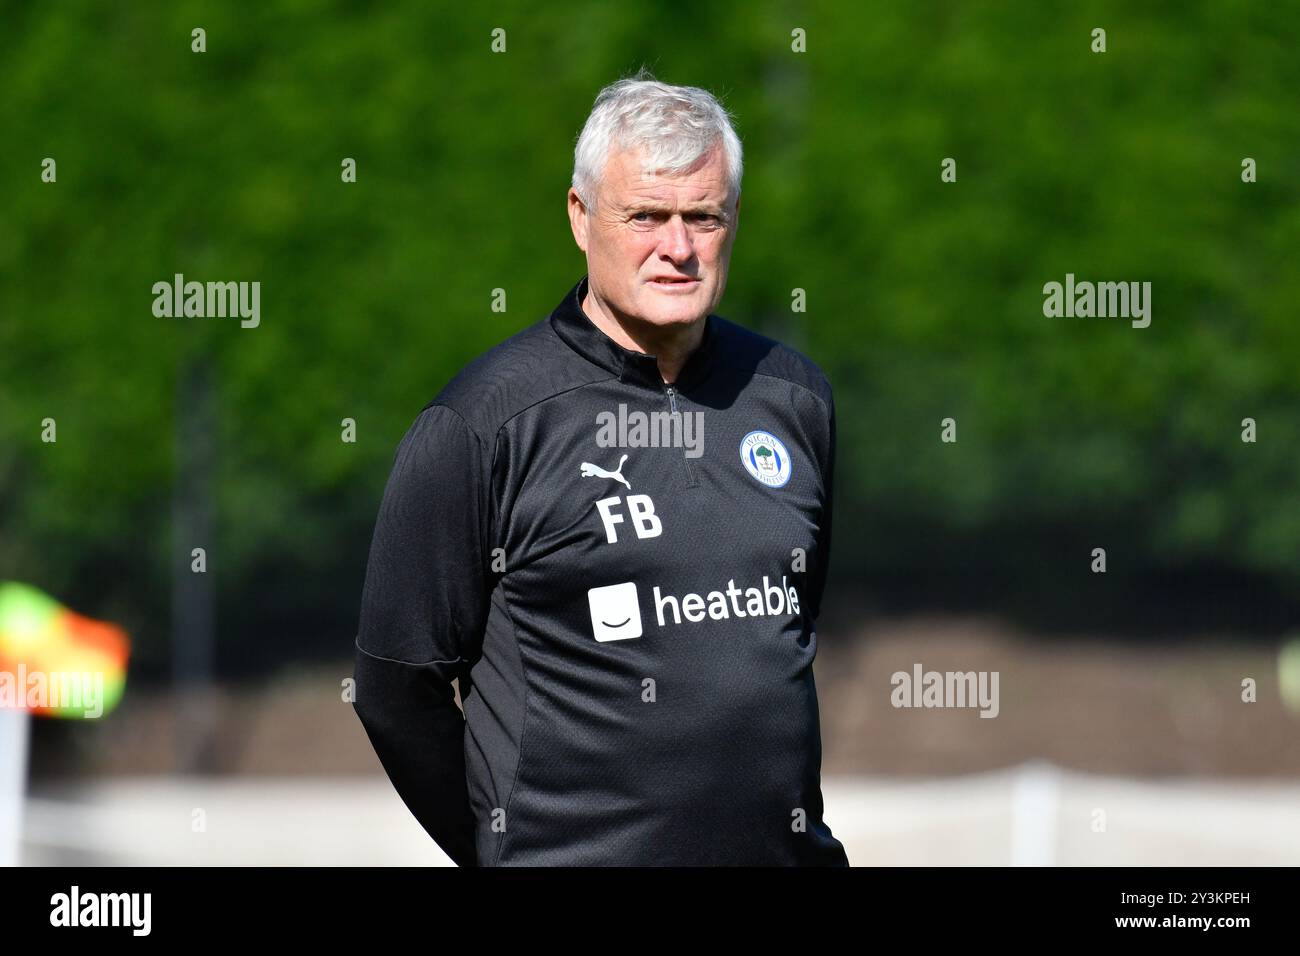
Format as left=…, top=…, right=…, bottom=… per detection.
left=739, top=430, right=792, bottom=487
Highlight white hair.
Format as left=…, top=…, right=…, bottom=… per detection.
left=571, top=69, right=743, bottom=211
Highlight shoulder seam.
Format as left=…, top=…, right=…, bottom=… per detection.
left=752, top=369, right=832, bottom=415
left=494, top=376, right=616, bottom=437
left=424, top=326, right=618, bottom=443
left=419, top=397, right=488, bottom=445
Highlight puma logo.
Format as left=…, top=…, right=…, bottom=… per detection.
left=580, top=453, right=630, bottom=490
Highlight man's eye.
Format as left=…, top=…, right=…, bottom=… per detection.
left=631, top=212, right=651, bottom=222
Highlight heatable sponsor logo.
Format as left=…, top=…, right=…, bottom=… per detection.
left=587, top=582, right=643, bottom=642
left=654, top=575, right=801, bottom=625
left=586, top=575, right=801, bottom=641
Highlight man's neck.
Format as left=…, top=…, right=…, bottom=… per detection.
left=581, top=286, right=705, bottom=385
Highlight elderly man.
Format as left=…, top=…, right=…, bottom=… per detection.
left=353, top=72, right=848, bottom=866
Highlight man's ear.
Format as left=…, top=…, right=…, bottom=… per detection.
left=567, top=188, right=589, bottom=253
left=732, top=190, right=741, bottom=226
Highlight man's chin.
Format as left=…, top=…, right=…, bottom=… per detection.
left=642, top=310, right=706, bottom=330
left=636, top=291, right=710, bottom=326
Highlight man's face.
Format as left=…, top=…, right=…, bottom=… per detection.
left=568, top=142, right=740, bottom=330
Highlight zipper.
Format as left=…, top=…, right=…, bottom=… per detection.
left=664, top=384, right=697, bottom=486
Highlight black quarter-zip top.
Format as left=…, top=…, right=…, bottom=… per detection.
left=353, top=273, right=847, bottom=866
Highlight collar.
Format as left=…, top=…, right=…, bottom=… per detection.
left=549, top=274, right=718, bottom=391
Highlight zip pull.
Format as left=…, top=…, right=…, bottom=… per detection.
left=662, top=384, right=696, bottom=486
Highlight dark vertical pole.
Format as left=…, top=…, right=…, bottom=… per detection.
left=172, top=354, right=217, bottom=773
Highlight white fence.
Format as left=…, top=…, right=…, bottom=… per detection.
left=16, top=763, right=1300, bottom=865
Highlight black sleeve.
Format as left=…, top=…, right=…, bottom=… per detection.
left=806, top=388, right=836, bottom=626
left=352, top=403, right=491, bottom=867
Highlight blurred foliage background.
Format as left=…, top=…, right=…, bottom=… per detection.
left=2, top=0, right=1298, bottom=685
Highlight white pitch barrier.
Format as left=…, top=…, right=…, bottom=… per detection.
left=0, top=709, right=31, bottom=867
left=15, top=764, right=1300, bottom=865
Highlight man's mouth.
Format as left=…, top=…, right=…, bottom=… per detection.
left=649, top=276, right=700, bottom=286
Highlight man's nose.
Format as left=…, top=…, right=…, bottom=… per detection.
left=658, top=215, right=694, bottom=264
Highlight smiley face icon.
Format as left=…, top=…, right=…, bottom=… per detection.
left=587, top=582, right=643, bottom=642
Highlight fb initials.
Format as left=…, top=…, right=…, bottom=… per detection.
left=595, top=495, right=663, bottom=544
